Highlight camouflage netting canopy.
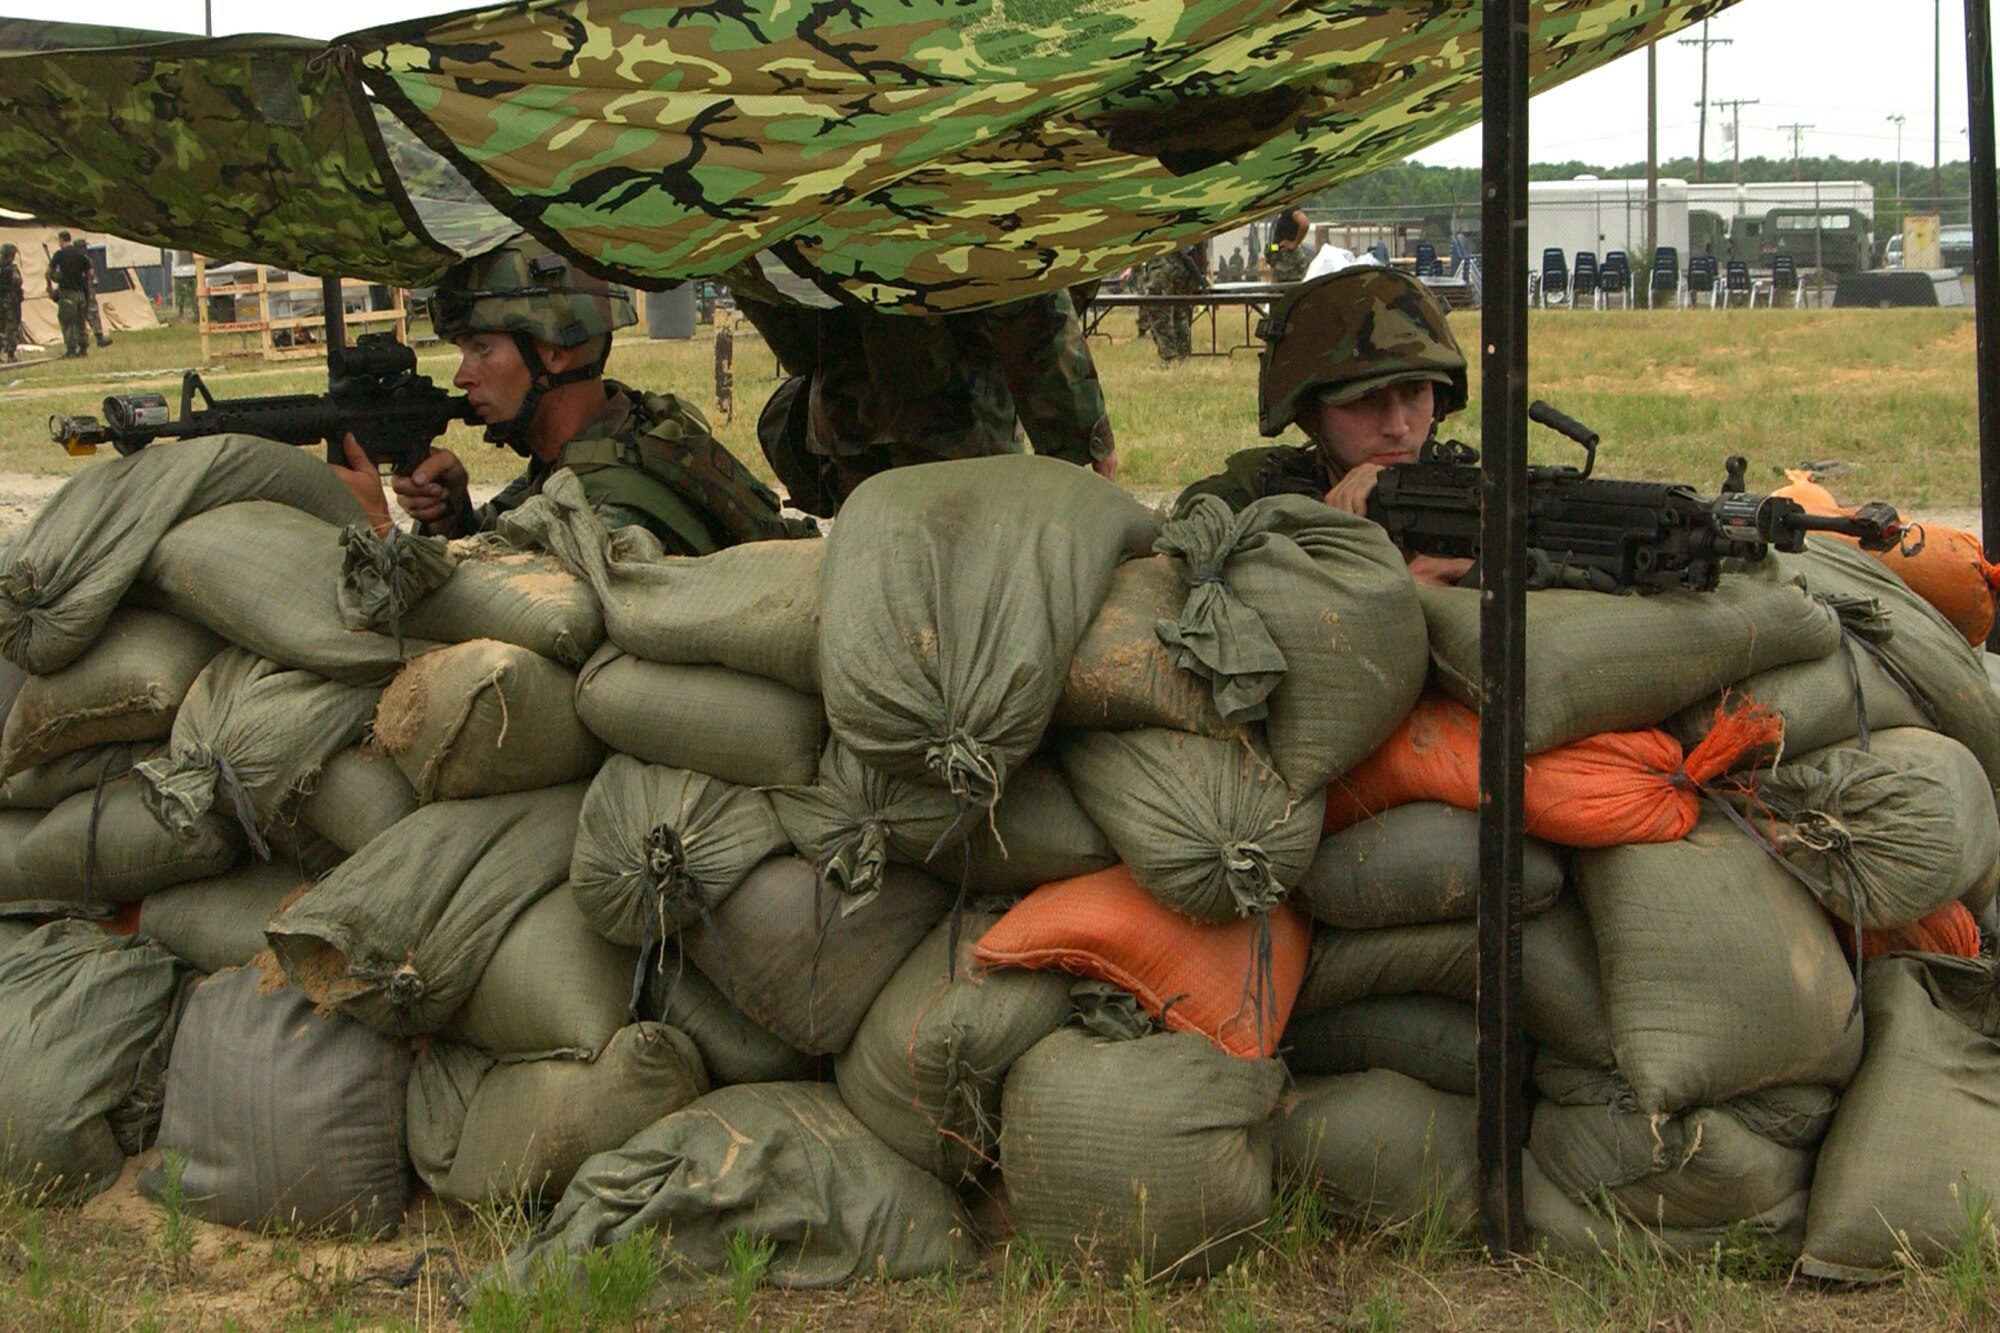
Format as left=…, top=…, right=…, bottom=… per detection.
left=0, top=1, right=1738, bottom=309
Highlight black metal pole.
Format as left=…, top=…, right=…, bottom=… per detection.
left=1968, top=0, right=2000, bottom=650
left=1476, top=0, right=1530, bottom=1259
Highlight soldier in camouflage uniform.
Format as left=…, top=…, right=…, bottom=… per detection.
left=1179, top=266, right=1472, bottom=586
left=1130, top=245, right=1204, bottom=365
left=45, top=230, right=90, bottom=358
left=74, top=239, right=110, bottom=348
left=1266, top=208, right=1317, bottom=284
left=335, top=233, right=810, bottom=552
left=734, top=284, right=1117, bottom=516
left=0, top=244, right=22, bottom=361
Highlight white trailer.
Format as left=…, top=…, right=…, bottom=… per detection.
left=1686, top=180, right=1876, bottom=223
left=1528, top=177, right=1688, bottom=270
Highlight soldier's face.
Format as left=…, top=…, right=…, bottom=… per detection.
left=453, top=333, right=533, bottom=424
left=1311, top=380, right=1435, bottom=472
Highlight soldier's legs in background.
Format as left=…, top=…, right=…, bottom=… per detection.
left=85, top=295, right=109, bottom=347
left=57, top=293, right=85, bottom=356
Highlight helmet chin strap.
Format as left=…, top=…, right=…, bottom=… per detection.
left=484, top=332, right=610, bottom=457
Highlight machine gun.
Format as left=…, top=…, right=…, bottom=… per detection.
left=51, top=281, right=475, bottom=474
left=1367, top=400, right=1908, bottom=593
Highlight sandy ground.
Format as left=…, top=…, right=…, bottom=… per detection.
left=0, top=471, right=1980, bottom=538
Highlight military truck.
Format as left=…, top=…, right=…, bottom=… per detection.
left=1746, top=207, right=1873, bottom=276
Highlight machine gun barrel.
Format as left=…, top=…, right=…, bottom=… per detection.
left=1367, top=402, right=1908, bottom=593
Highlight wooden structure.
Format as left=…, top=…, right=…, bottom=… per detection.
left=193, top=256, right=406, bottom=362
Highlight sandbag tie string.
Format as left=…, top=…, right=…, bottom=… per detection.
left=1703, top=791, right=1866, bottom=1027
left=214, top=756, right=271, bottom=862
left=1839, top=624, right=1942, bottom=732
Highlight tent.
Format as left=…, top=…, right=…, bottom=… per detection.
left=0, top=223, right=161, bottom=348
left=0, top=3, right=1738, bottom=313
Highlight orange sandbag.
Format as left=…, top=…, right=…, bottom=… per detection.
left=1774, top=470, right=2000, bottom=646
left=1323, top=695, right=1779, bottom=848
left=972, top=865, right=1309, bottom=1060
left=1846, top=900, right=1983, bottom=962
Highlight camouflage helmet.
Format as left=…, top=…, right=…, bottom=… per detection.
left=1256, top=266, right=1467, bottom=437
left=428, top=232, right=635, bottom=347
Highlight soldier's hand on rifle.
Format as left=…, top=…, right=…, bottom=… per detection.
left=332, top=435, right=396, bottom=538
left=1406, top=554, right=1474, bottom=587
left=1324, top=462, right=1385, bottom=517
left=392, top=448, right=471, bottom=534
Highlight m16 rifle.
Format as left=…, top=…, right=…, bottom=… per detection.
left=1367, top=400, right=1909, bottom=593
left=50, top=281, right=474, bottom=474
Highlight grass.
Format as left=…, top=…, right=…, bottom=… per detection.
left=0, top=303, right=1987, bottom=510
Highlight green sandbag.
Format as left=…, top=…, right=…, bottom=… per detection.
left=1155, top=494, right=1427, bottom=793
left=374, top=640, right=602, bottom=802
left=1573, top=812, right=1863, bottom=1114
left=1532, top=1072, right=1832, bottom=1232
left=496, top=471, right=822, bottom=693
left=0, top=434, right=363, bottom=677
left=835, top=914, right=1071, bottom=1184
left=1741, top=727, right=2000, bottom=927
left=1418, top=555, right=1841, bottom=754
left=941, top=756, right=1116, bottom=898
left=0, top=742, right=158, bottom=810
left=1001, top=1026, right=1281, bottom=1278
left=410, top=1023, right=708, bottom=1208
left=770, top=740, right=959, bottom=904
left=574, top=755, right=790, bottom=948
left=440, top=884, right=637, bottom=1059
left=140, top=501, right=433, bottom=686
left=1058, top=728, right=1321, bottom=922
left=1526, top=1152, right=1808, bottom=1260
left=17, top=776, right=242, bottom=905
left=137, top=860, right=309, bottom=973
left=267, top=783, right=586, bottom=1037
left=146, top=965, right=410, bottom=1235
left=133, top=648, right=377, bottom=846
left=820, top=455, right=1157, bottom=804
left=0, top=655, right=23, bottom=735
left=340, top=526, right=606, bottom=668
left=1663, top=639, right=1930, bottom=760
left=1802, top=955, right=2000, bottom=1281
left=574, top=646, right=823, bottom=788
left=682, top=855, right=954, bottom=1056
left=1296, top=802, right=1564, bottom=929
left=1296, top=898, right=1614, bottom=1071
left=297, top=746, right=417, bottom=854
left=1273, top=1070, right=1477, bottom=1233
left=1055, top=554, right=1239, bottom=738
left=1, top=608, right=221, bottom=776
left=492, top=1082, right=975, bottom=1292
left=0, top=809, right=49, bottom=904
left=639, top=961, right=819, bottom=1086
left=1285, top=994, right=1480, bottom=1095
left=0, top=920, right=193, bottom=1203
left=1780, top=537, right=2000, bottom=801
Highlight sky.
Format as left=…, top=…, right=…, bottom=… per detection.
left=0, top=0, right=1990, bottom=175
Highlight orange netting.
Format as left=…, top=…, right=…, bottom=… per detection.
left=1322, top=694, right=1782, bottom=847
left=1847, top=899, right=1984, bottom=962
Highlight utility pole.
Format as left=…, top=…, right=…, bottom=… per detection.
left=1647, top=45, right=1659, bottom=261
left=1713, top=98, right=1760, bottom=184
left=1679, top=20, right=1733, bottom=184
left=1888, top=113, right=1907, bottom=203
left=1779, top=122, right=1814, bottom=180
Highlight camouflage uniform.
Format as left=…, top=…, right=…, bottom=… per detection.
left=1269, top=240, right=1313, bottom=285
left=450, top=379, right=809, bottom=553
left=0, top=245, right=22, bottom=361
left=736, top=285, right=1115, bottom=516
left=1179, top=266, right=1467, bottom=515
left=429, top=233, right=809, bottom=550
left=1131, top=248, right=1203, bottom=364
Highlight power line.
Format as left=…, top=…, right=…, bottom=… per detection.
left=1712, top=98, right=1760, bottom=183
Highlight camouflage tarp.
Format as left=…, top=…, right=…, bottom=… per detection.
left=0, top=3, right=1737, bottom=309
